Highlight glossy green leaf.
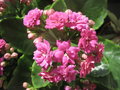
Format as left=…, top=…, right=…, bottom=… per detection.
left=82, top=0, right=107, bottom=29
left=90, top=64, right=110, bottom=77
left=31, top=61, right=49, bottom=88
left=0, top=18, right=35, bottom=55
left=7, top=55, right=33, bottom=90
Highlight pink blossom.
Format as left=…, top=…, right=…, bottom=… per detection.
left=33, top=40, right=52, bottom=69
left=66, top=46, right=80, bottom=60
left=94, top=43, right=104, bottom=63
left=56, top=40, right=70, bottom=51
left=78, top=29, right=98, bottom=53
left=53, top=50, right=64, bottom=62
left=45, top=12, right=68, bottom=30
left=66, top=12, right=89, bottom=31
left=0, top=0, right=6, bottom=12
left=23, top=8, right=43, bottom=28
left=0, top=39, right=6, bottom=52
left=62, top=55, right=75, bottom=65
left=80, top=56, right=95, bottom=78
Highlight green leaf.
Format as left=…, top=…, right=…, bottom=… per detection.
left=0, top=18, right=35, bottom=55
left=50, top=0, right=67, bottom=11
left=82, top=0, right=107, bottom=29
left=90, top=64, right=110, bottom=77
left=7, top=55, right=33, bottom=90
left=31, top=61, right=49, bottom=89
left=101, top=38, right=120, bottom=90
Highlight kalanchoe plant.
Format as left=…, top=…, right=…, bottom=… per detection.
left=23, top=8, right=104, bottom=90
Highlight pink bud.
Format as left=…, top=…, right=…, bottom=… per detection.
left=65, top=9, right=72, bottom=14
left=23, top=82, right=28, bottom=88
left=10, top=47, right=14, bottom=52
left=43, top=9, right=55, bottom=16
left=0, top=61, right=6, bottom=67
left=28, top=33, right=36, bottom=40
left=11, top=52, right=18, bottom=58
left=77, top=12, right=82, bottom=15
left=27, top=30, right=31, bottom=34
left=26, top=88, right=31, bottom=90
left=5, top=43, right=10, bottom=50
left=4, top=53, right=11, bottom=60
left=33, top=36, right=43, bottom=45
left=82, top=54, right=87, bottom=59
left=89, top=20, right=95, bottom=26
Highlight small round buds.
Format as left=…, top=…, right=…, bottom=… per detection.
left=89, top=20, right=95, bottom=26
left=23, top=82, right=28, bottom=88
left=11, top=52, right=18, bottom=58
left=33, top=36, right=43, bottom=45
left=43, top=9, right=55, bottom=16
left=65, top=9, right=72, bottom=14
left=82, top=54, right=87, bottom=59
left=0, top=61, right=6, bottom=67
left=5, top=43, right=10, bottom=50
left=4, top=53, right=11, bottom=60
left=10, top=47, right=14, bottom=53
left=28, top=33, right=36, bottom=40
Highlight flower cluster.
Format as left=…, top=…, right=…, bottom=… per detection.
left=23, top=8, right=43, bottom=28
left=0, top=0, right=7, bottom=13
left=24, top=8, right=104, bottom=89
left=0, top=39, right=18, bottom=76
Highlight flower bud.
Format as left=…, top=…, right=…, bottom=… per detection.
left=89, top=20, right=95, bottom=26
left=43, top=9, right=55, bottom=16
left=11, top=52, right=18, bottom=58
left=28, top=33, right=36, bottom=40
left=5, top=43, right=10, bottom=50
left=26, top=88, right=31, bottom=90
left=0, top=61, right=6, bottom=67
left=10, top=47, right=14, bottom=53
left=65, top=9, right=72, bottom=14
left=82, top=54, right=87, bottom=59
left=23, top=82, right=28, bottom=88
left=33, top=36, right=43, bottom=45
left=4, top=53, right=11, bottom=60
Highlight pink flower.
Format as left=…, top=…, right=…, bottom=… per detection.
left=0, top=0, right=6, bottom=12
left=80, top=56, right=95, bottom=78
left=23, top=8, right=43, bottom=28
left=53, top=50, right=64, bottom=62
left=33, top=40, right=52, bottom=69
left=78, top=29, right=98, bottom=53
left=94, top=43, right=104, bottom=63
left=66, top=46, right=80, bottom=60
left=45, top=12, right=68, bottom=30
left=56, top=40, right=70, bottom=51
left=0, top=39, right=6, bottom=52
left=66, top=12, right=89, bottom=31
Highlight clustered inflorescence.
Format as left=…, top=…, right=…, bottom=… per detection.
left=23, top=8, right=104, bottom=90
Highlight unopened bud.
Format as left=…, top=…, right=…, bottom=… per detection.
left=65, top=9, right=72, bottom=14
left=33, top=37, right=43, bottom=45
left=27, top=30, right=31, bottom=34
left=0, top=61, right=6, bottom=67
left=26, top=88, right=31, bottom=90
left=23, top=82, right=28, bottom=88
left=11, top=52, right=18, bottom=58
left=78, top=12, right=82, bottom=15
left=43, top=9, right=55, bottom=16
left=4, top=53, right=11, bottom=60
left=5, top=43, right=10, bottom=50
left=89, top=20, right=95, bottom=26
left=28, top=33, right=36, bottom=40
left=82, top=54, right=87, bottom=59
left=10, top=47, right=14, bottom=53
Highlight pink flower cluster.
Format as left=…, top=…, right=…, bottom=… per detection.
left=33, top=39, right=79, bottom=83
left=29, top=9, right=104, bottom=83
left=45, top=10, right=89, bottom=31
left=23, top=8, right=43, bottom=28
